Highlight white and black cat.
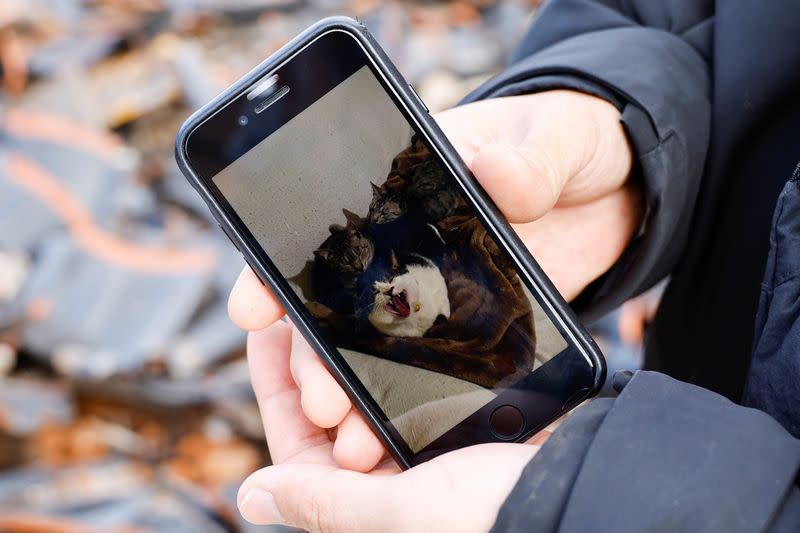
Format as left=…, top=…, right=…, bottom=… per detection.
left=308, top=216, right=539, bottom=388
left=311, top=202, right=451, bottom=338
left=306, top=136, right=537, bottom=388
left=365, top=253, right=450, bottom=338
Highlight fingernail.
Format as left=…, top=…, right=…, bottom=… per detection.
left=239, top=488, right=284, bottom=524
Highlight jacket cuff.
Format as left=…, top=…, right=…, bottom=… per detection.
left=462, top=27, right=711, bottom=320
left=491, top=372, right=800, bottom=532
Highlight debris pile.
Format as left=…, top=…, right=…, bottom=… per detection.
left=0, top=1, right=538, bottom=530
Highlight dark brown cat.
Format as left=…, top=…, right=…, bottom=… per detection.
left=406, top=158, right=463, bottom=222
left=370, top=135, right=465, bottom=225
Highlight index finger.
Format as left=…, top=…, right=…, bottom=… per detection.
left=248, top=322, right=334, bottom=466
left=229, top=266, right=285, bottom=331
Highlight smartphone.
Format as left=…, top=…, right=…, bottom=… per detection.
left=175, top=17, right=605, bottom=468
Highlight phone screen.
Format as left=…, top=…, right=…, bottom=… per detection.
left=186, top=29, right=596, bottom=460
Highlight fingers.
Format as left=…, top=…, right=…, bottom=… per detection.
left=437, top=92, right=631, bottom=225
left=247, top=323, right=333, bottom=465
left=250, top=322, right=385, bottom=472
left=332, top=409, right=386, bottom=473
left=229, top=266, right=284, bottom=331
left=236, top=443, right=536, bottom=532
left=289, top=326, right=351, bottom=429
left=238, top=464, right=393, bottom=532
left=288, top=328, right=386, bottom=471
left=471, top=138, right=567, bottom=223
left=512, top=179, right=644, bottom=300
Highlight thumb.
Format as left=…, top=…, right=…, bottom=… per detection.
left=237, top=464, right=394, bottom=532
left=470, top=137, right=571, bottom=224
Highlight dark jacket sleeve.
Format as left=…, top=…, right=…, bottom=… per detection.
left=491, top=371, right=800, bottom=532
left=742, top=169, right=800, bottom=436
left=461, top=0, right=714, bottom=321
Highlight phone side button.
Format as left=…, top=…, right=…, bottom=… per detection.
left=217, top=223, right=238, bottom=250
left=408, top=84, right=429, bottom=113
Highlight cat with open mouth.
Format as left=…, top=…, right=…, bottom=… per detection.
left=367, top=255, right=451, bottom=338
left=303, top=137, right=537, bottom=388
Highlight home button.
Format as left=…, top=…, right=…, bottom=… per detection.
left=489, top=405, right=525, bottom=440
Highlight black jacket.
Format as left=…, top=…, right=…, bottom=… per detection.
left=463, top=1, right=800, bottom=530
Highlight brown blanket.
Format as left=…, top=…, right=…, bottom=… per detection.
left=308, top=214, right=537, bottom=388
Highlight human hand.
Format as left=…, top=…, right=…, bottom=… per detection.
left=229, top=90, right=638, bottom=526
left=236, top=320, right=542, bottom=532
left=436, top=90, right=639, bottom=301
left=229, top=88, right=636, bottom=459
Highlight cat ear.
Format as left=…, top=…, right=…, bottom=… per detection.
left=389, top=249, right=399, bottom=272
left=314, top=248, right=331, bottom=260
left=342, top=209, right=363, bottom=229
left=328, top=223, right=345, bottom=234
left=370, top=182, right=381, bottom=196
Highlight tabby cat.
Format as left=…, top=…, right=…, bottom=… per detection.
left=365, top=252, right=450, bottom=338
left=344, top=248, right=451, bottom=338
left=368, top=181, right=405, bottom=225
left=406, top=159, right=462, bottom=222
left=312, top=213, right=375, bottom=314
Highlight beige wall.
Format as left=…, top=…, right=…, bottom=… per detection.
left=215, top=66, right=412, bottom=278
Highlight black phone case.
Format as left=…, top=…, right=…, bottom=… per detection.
left=175, top=16, right=605, bottom=469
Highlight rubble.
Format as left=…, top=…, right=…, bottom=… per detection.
left=0, top=377, right=73, bottom=437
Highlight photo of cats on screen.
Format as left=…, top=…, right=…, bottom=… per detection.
left=214, top=64, right=567, bottom=452
left=298, top=135, right=546, bottom=390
